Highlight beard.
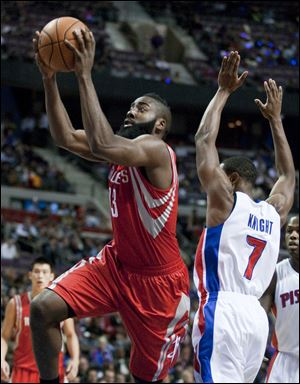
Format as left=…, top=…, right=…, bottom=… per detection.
left=116, top=119, right=156, bottom=139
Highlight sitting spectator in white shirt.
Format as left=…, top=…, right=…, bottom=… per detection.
left=1, top=238, right=19, bottom=260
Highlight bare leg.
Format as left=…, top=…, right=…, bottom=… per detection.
left=30, top=289, right=72, bottom=379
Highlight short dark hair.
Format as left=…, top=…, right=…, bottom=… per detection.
left=222, top=156, right=257, bottom=186
left=144, top=93, right=168, bottom=106
left=31, top=257, right=54, bottom=272
left=143, top=93, right=172, bottom=137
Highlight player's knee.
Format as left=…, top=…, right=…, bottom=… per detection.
left=30, top=289, right=65, bottom=327
left=30, top=291, right=53, bottom=327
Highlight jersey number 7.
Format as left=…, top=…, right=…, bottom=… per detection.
left=244, top=235, right=267, bottom=280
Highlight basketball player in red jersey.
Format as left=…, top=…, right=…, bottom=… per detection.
left=31, top=30, right=190, bottom=383
left=1, top=257, right=80, bottom=383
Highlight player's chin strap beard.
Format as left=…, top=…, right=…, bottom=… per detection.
left=116, top=119, right=156, bottom=139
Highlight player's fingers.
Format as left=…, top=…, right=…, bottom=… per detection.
left=228, top=51, right=238, bottom=75
left=268, top=78, right=276, bottom=96
left=64, top=39, right=81, bottom=57
left=233, top=53, right=240, bottom=75
left=238, top=71, right=248, bottom=85
left=32, top=38, right=37, bottom=51
left=220, top=56, right=227, bottom=72
left=81, top=28, right=91, bottom=49
left=35, top=52, right=47, bottom=68
left=272, top=79, right=279, bottom=97
left=279, top=85, right=283, bottom=100
left=33, top=31, right=40, bottom=51
left=254, top=98, right=265, bottom=110
left=226, top=51, right=235, bottom=73
left=89, top=30, right=95, bottom=46
left=264, top=80, right=271, bottom=97
left=72, top=30, right=85, bottom=51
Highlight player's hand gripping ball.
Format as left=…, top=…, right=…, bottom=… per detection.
left=38, top=16, right=90, bottom=72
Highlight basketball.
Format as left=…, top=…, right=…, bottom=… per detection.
left=38, top=16, right=90, bottom=72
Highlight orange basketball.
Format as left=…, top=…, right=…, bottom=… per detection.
left=38, top=16, right=90, bottom=72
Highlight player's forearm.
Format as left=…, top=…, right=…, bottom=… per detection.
left=268, top=117, right=295, bottom=179
left=42, top=77, right=77, bottom=147
left=66, top=335, right=80, bottom=363
left=1, top=337, right=8, bottom=361
left=195, top=88, right=230, bottom=144
left=77, top=74, right=115, bottom=154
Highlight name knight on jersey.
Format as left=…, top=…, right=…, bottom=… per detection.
left=247, top=213, right=274, bottom=234
left=108, top=167, right=129, bottom=185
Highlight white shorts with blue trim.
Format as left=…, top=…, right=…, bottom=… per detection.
left=192, top=291, right=268, bottom=383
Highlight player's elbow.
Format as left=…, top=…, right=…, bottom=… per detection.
left=50, top=132, right=69, bottom=149
left=90, top=139, right=105, bottom=157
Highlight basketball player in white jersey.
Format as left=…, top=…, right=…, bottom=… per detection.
left=192, top=51, right=295, bottom=383
left=260, top=215, right=299, bottom=383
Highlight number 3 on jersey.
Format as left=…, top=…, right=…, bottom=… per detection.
left=244, top=235, right=267, bottom=280
left=109, top=187, right=118, bottom=218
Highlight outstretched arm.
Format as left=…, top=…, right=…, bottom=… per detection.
left=255, top=80, right=295, bottom=226
left=33, top=32, right=103, bottom=162
left=65, top=30, right=167, bottom=168
left=195, top=51, right=248, bottom=226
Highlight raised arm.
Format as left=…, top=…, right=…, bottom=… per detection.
left=33, top=32, right=102, bottom=162
left=255, top=80, right=295, bottom=226
left=195, top=51, right=248, bottom=226
left=64, top=29, right=168, bottom=168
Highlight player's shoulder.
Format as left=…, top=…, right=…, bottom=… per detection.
left=5, top=296, right=17, bottom=314
left=133, top=134, right=167, bottom=147
left=276, top=258, right=292, bottom=274
left=134, top=135, right=173, bottom=161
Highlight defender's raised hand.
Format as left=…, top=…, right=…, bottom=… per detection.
left=255, top=79, right=283, bottom=120
left=64, top=29, right=96, bottom=77
left=218, top=51, right=248, bottom=94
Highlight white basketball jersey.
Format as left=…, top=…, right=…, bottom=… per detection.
left=194, top=191, right=281, bottom=298
left=271, top=258, right=299, bottom=356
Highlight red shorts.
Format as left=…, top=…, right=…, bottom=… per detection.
left=11, top=357, right=65, bottom=383
left=48, top=243, right=190, bottom=381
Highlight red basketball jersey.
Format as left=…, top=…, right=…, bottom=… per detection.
left=107, top=145, right=182, bottom=269
left=12, top=292, right=64, bottom=374
left=13, top=292, right=38, bottom=371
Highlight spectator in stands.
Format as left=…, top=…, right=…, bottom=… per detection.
left=14, top=217, right=38, bottom=252
left=150, top=30, right=165, bottom=59
left=103, top=367, right=116, bottom=383
left=77, top=356, right=90, bottom=382
left=116, top=372, right=127, bottom=383
left=1, top=238, right=19, bottom=260
left=85, top=208, right=101, bottom=227
left=90, top=335, right=114, bottom=369
left=15, top=217, right=38, bottom=239
left=36, top=112, right=49, bottom=147
left=20, top=113, right=36, bottom=146
left=42, top=237, right=62, bottom=268
left=86, top=368, right=99, bottom=383
left=186, top=208, right=203, bottom=242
